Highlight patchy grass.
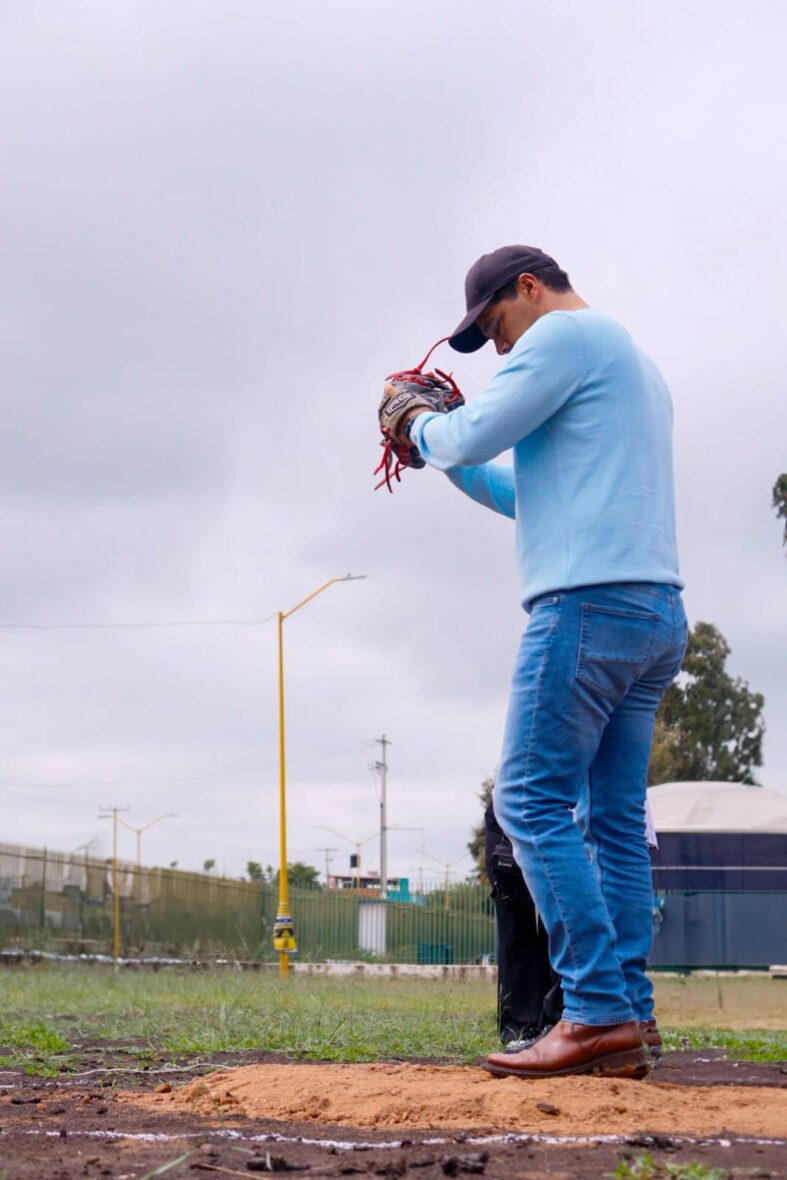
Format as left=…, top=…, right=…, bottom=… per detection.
left=0, top=1019, right=69, bottom=1053
left=0, top=965, right=495, bottom=1064
left=663, top=1027, right=787, bottom=1062
left=0, top=1017, right=75, bottom=1075
left=609, top=1154, right=726, bottom=1180
left=0, top=964, right=783, bottom=1067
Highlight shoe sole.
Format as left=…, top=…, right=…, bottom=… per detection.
left=483, top=1047, right=650, bottom=1081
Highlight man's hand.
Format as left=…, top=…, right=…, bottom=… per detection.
left=380, top=385, right=426, bottom=443
left=378, top=373, right=462, bottom=447
left=374, top=357, right=465, bottom=493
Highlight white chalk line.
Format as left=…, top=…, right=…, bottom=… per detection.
left=6, top=1127, right=787, bottom=1151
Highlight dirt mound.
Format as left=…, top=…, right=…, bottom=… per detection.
left=140, top=1061, right=787, bottom=1137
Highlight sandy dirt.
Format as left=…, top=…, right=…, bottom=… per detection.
left=143, top=1060, right=787, bottom=1138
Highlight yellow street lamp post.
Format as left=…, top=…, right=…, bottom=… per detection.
left=275, top=575, right=365, bottom=978
left=317, top=826, right=378, bottom=889
left=418, top=849, right=469, bottom=912
left=98, top=806, right=130, bottom=962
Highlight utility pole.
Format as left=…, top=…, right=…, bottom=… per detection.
left=98, top=805, right=130, bottom=962
left=374, top=735, right=390, bottom=900
left=316, top=846, right=338, bottom=887
left=369, top=737, right=421, bottom=900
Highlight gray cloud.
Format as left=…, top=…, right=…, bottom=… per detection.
left=1, top=1, right=785, bottom=880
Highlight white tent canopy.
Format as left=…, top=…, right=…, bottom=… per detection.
left=647, top=781, right=787, bottom=834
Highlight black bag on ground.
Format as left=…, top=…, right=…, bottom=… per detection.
left=484, top=801, right=564, bottom=1043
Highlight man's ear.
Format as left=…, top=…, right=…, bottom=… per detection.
left=517, top=272, right=540, bottom=301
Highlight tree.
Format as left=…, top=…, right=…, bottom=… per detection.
left=649, top=621, right=765, bottom=785
left=203, top=858, right=216, bottom=873
left=254, top=862, right=322, bottom=889
left=467, top=776, right=495, bottom=882
left=773, top=474, right=787, bottom=550
left=283, top=861, right=321, bottom=889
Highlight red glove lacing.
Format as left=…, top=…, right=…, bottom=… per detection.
left=374, top=336, right=464, bottom=493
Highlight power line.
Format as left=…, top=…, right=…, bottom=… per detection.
left=0, top=615, right=276, bottom=631
left=0, top=765, right=268, bottom=791
left=0, top=747, right=371, bottom=792
left=0, top=792, right=107, bottom=808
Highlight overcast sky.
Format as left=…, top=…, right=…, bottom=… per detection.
left=1, top=0, right=785, bottom=884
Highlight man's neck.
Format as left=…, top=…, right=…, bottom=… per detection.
left=542, top=290, right=589, bottom=314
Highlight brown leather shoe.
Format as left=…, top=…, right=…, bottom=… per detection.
left=484, top=1019, right=650, bottom=1079
left=639, top=1018, right=663, bottom=1059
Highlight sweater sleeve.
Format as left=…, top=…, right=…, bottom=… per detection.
left=410, top=312, right=585, bottom=470
left=445, top=463, right=516, bottom=518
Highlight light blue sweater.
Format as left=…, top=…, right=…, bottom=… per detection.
left=410, top=308, right=682, bottom=609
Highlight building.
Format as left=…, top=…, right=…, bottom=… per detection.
left=327, top=871, right=411, bottom=901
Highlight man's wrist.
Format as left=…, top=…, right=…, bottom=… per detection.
left=402, top=409, right=426, bottom=443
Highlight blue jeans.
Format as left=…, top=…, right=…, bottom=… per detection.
left=493, top=583, right=687, bottom=1026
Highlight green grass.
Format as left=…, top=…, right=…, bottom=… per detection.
left=0, top=965, right=783, bottom=1068
left=0, top=1017, right=75, bottom=1076
left=663, top=1027, right=787, bottom=1062
left=609, top=1154, right=726, bottom=1180
left=0, top=1019, right=69, bottom=1053
left=0, top=965, right=496, bottom=1064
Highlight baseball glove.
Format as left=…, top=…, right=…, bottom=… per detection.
left=375, top=338, right=465, bottom=493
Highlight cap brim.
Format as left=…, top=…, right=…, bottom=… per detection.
left=448, top=296, right=493, bottom=353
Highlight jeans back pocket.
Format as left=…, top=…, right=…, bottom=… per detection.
left=576, top=603, right=660, bottom=701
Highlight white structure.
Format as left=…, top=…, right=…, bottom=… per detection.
left=647, top=780, right=787, bottom=833
left=358, top=901, right=386, bottom=955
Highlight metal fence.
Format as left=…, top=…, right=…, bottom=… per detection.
left=3, top=843, right=785, bottom=968
left=650, top=857, right=787, bottom=968
left=0, top=843, right=496, bottom=963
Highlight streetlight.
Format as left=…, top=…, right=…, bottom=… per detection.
left=317, top=826, right=378, bottom=888
left=275, top=574, right=366, bottom=977
left=318, top=822, right=422, bottom=892
left=418, top=848, right=469, bottom=912
left=117, top=813, right=178, bottom=872
left=117, top=813, right=177, bottom=948
left=71, top=836, right=100, bottom=855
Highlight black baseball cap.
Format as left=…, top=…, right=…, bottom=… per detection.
left=448, top=244, right=560, bottom=353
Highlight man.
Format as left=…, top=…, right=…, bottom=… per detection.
left=387, top=245, right=686, bottom=1079
left=486, top=793, right=663, bottom=1059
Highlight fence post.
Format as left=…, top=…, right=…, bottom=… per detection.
left=40, top=846, right=47, bottom=934
left=83, top=849, right=89, bottom=943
